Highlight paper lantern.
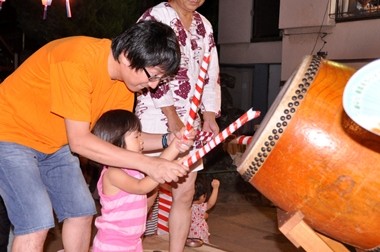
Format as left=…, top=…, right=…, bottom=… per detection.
left=41, top=0, right=52, bottom=20
left=0, top=0, right=6, bottom=10
left=41, top=0, right=72, bottom=20
left=65, top=0, right=71, bottom=18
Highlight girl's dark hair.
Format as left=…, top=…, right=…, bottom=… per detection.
left=92, top=109, right=141, bottom=149
left=111, top=20, right=181, bottom=76
left=193, top=174, right=211, bottom=201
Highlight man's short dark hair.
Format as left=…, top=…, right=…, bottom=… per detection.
left=111, top=20, right=180, bottom=76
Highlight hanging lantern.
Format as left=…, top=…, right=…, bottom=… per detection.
left=0, top=0, right=5, bottom=10
left=41, top=0, right=52, bottom=20
left=40, top=0, right=72, bottom=20
left=65, top=0, right=72, bottom=18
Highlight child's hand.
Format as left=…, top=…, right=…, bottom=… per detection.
left=211, top=179, right=220, bottom=188
left=169, top=128, right=195, bottom=153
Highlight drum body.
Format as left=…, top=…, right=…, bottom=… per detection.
left=237, top=55, right=380, bottom=250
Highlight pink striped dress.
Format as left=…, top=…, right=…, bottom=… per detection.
left=92, top=167, right=147, bottom=252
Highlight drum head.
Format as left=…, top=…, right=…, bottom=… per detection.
left=343, top=59, right=380, bottom=136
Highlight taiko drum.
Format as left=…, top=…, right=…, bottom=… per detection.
left=237, top=55, right=380, bottom=250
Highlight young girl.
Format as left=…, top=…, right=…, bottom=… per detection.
left=91, top=109, right=183, bottom=252
left=188, top=175, right=220, bottom=244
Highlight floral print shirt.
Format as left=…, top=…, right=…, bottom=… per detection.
left=135, top=2, right=221, bottom=135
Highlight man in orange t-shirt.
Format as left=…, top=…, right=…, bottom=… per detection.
left=0, top=20, right=193, bottom=252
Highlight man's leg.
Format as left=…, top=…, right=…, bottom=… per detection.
left=0, top=196, right=10, bottom=251
left=169, top=172, right=197, bottom=252
left=0, top=143, right=55, bottom=252
left=61, top=216, right=93, bottom=252
left=45, top=146, right=96, bottom=252
left=12, top=230, right=48, bottom=252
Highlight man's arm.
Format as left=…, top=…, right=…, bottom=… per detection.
left=65, top=119, right=190, bottom=183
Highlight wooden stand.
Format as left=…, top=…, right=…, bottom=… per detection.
left=277, top=209, right=350, bottom=252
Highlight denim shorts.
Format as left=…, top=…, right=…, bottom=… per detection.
left=0, top=142, right=96, bottom=235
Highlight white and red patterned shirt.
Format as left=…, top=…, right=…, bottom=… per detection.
left=135, top=2, right=221, bottom=138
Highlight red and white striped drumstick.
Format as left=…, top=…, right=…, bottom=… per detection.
left=232, top=135, right=253, bottom=145
left=195, top=130, right=214, bottom=142
left=183, top=108, right=261, bottom=168
left=184, top=53, right=211, bottom=139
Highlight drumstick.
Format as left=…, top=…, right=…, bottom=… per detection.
left=195, top=130, right=214, bottom=142
left=231, top=135, right=253, bottom=145
left=183, top=108, right=260, bottom=168
left=183, top=53, right=211, bottom=139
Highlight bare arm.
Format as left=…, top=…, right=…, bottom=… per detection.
left=65, top=119, right=189, bottom=183
left=104, top=167, right=159, bottom=195
left=160, top=138, right=180, bottom=160
left=159, top=91, right=219, bottom=138
left=202, top=111, right=219, bottom=136
left=206, top=179, right=220, bottom=211
left=140, top=132, right=164, bottom=151
left=103, top=133, right=188, bottom=195
left=201, top=30, right=221, bottom=136
left=161, top=105, right=184, bottom=133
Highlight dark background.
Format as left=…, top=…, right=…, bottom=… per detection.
left=0, top=0, right=218, bottom=51
left=0, top=0, right=218, bottom=80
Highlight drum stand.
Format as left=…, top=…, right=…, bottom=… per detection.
left=277, top=209, right=350, bottom=252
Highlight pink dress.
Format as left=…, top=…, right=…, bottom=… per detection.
left=135, top=3, right=221, bottom=170
left=189, top=202, right=210, bottom=243
left=92, top=167, right=147, bottom=252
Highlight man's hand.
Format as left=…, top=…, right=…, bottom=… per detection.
left=146, top=156, right=189, bottom=184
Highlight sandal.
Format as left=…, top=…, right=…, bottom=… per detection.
left=185, top=238, right=204, bottom=247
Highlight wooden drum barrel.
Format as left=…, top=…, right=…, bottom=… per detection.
left=237, top=55, right=380, bottom=250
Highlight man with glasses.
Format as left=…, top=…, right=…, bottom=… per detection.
left=0, top=20, right=194, bottom=252
left=143, top=67, right=172, bottom=84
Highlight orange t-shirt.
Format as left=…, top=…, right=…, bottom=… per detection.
left=0, top=36, right=134, bottom=154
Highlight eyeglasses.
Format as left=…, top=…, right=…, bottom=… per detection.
left=143, top=67, right=172, bottom=84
